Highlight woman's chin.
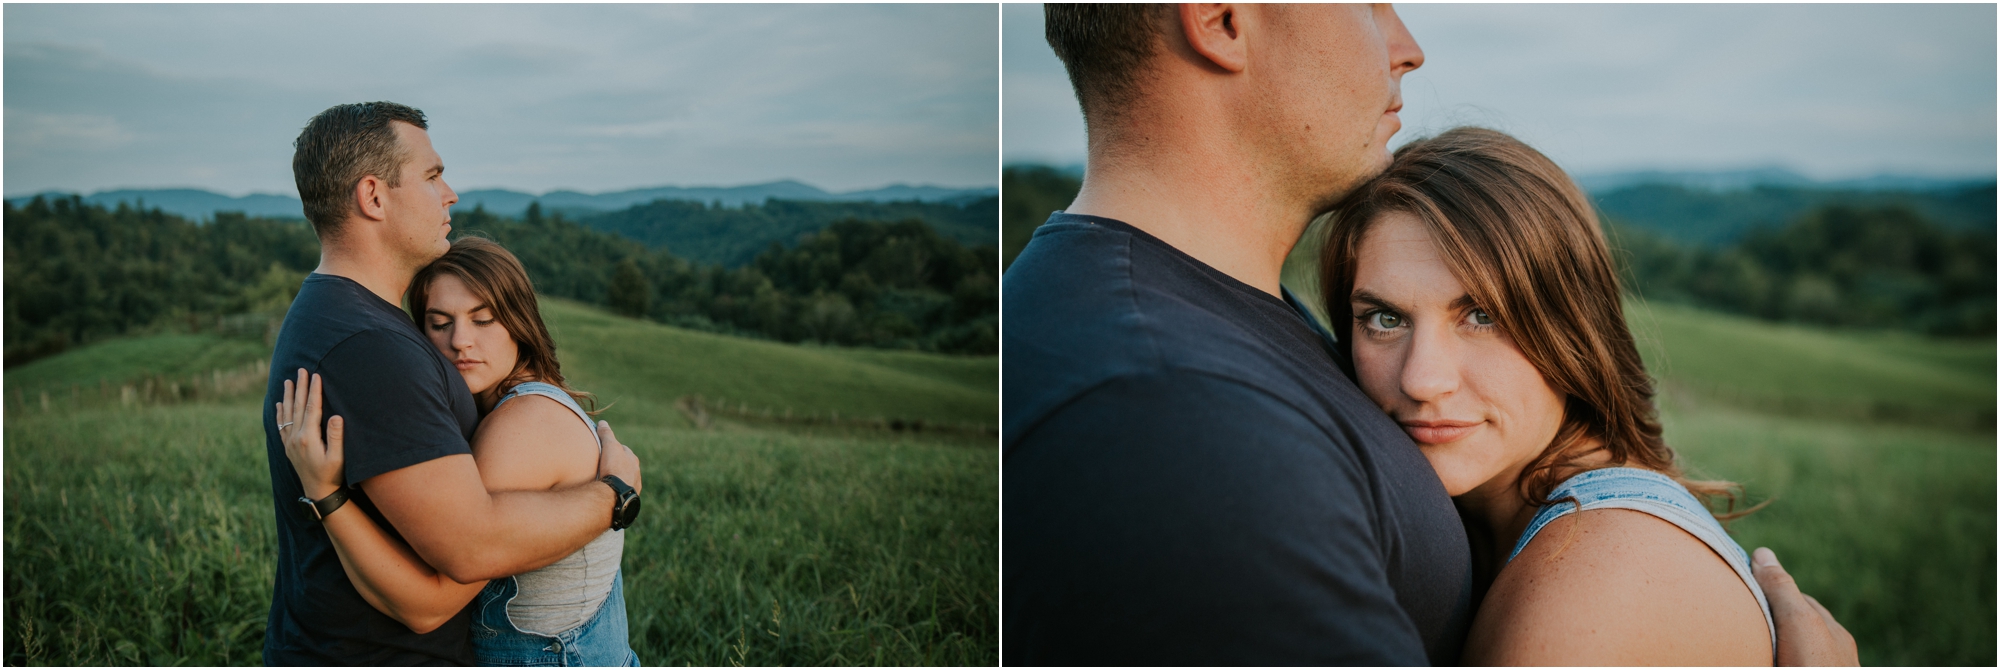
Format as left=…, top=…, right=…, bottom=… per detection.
left=1421, top=455, right=1491, bottom=498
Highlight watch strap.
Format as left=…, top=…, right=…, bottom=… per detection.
left=299, top=487, right=349, bottom=523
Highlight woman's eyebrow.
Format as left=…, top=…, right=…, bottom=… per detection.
left=1350, top=290, right=1398, bottom=311
left=1351, top=290, right=1479, bottom=311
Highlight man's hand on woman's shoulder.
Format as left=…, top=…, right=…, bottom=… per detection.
left=1754, top=547, right=1860, bottom=666
left=594, top=420, right=642, bottom=494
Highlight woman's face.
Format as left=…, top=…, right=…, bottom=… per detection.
left=1347, top=211, right=1568, bottom=498
left=423, top=273, right=519, bottom=396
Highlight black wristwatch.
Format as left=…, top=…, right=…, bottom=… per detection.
left=601, top=475, right=641, bottom=530
left=296, top=488, right=350, bottom=525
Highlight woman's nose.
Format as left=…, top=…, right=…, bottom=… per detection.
left=1399, top=325, right=1461, bottom=402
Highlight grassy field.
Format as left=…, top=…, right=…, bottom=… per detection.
left=1628, top=301, right=1994, bottom=666
left=3, top=299, right=997, bottom=666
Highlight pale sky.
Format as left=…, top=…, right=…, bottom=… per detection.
left=6, top=4, right=999, bottom=197
left=1003, top=3, right=1998, bottom=181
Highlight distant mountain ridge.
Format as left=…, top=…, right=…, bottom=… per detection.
left=1573, top=167, right=1993, bottom=194
left=4, top=180, right=999, bottom=223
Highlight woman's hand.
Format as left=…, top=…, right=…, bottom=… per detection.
left=278, top=368, right=347, bottom=501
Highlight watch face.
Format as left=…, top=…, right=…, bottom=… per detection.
left=296, top=497, right=322, bottom=522
left=615, top=493, right=641, bottom=529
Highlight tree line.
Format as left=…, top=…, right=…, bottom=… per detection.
left=4, top=195, right=997, bottom=366
left=574, top=196, right=999, bottom=268
left=1608, top=205, right=1993, bottom=337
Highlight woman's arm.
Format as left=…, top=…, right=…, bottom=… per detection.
left=279, top=371, right=487, bottom=634
left=1464, top=508, right=1772, bottom=666
left=463, top=393, right=601, bottom=492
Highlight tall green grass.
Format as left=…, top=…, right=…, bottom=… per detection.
left=1661, top=400, right=1993, bottom=666
left=4, top=300, right=997, bottom=666
left=1629, top=300, right=1994, bottom=666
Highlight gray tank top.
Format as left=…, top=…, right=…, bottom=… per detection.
left=490, top=381, right=624, bottom=636
left=1507, top=467, right=1776, bottom=652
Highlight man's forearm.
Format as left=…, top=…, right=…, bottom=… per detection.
left=440, top=480, right=616, bottom=582
left=364, top=453, right=621, bottom=585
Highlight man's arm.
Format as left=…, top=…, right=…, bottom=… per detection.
left=360, top=421, right=641, bottom=584
left=1004, top=371, right=1426, bottom=665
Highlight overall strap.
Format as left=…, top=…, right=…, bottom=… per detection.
left=495, top=381, right=601, bottom=449
left=1506, top=467, right=1776, bottom=652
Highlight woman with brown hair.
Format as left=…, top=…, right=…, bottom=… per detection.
left=275, top=236, right=637, bottom=666
left=1317, top=127, right=1773, bottom=664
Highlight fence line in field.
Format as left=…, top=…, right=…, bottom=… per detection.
left=674, top=393, right=995, bottom=437
left=1662, top=379, right=1995, bottom=432
left=10, top=359, right=271, bottom=415
left=7, top=365, right=1004, bottom=439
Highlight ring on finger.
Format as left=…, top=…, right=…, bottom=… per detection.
left=279, top=421, right=294, bottom=429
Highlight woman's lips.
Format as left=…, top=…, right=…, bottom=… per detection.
left=1400, top=420, right=1482, bottom=445
left=454, top=359, right=482, bottom=371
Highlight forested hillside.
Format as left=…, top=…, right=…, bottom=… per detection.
left=4, top=195, right=997, bottom=366
left=576, top=196, right=998, bottom=267
left=1593, top=182, right=1995, bottom=245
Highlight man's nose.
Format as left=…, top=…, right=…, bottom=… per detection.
left=1382, top=5, right=1425, bottom=76
left=441, top=179, right=459, bottom=208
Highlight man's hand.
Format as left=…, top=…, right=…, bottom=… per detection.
left=594, top=420, right=643, bottom=494
left=1753, top=547, right=1858, bottom=666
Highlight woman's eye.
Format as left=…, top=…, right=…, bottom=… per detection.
left=428, top=321, right=449, bottom=330
left=1469, top=309, right=1494, bottom=326
left=1369, top=311, right=1404, bottom=329
left=473, top=319, right=495, bottom=327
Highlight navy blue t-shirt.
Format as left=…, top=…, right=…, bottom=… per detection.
left=1002, top=213, right=1474, bottom=665
left=261, top=273, right=480, bottom=665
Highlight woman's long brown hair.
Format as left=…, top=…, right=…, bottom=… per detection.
left=1317, top=127, right=1751, bottom=518
left=407, top=236, right=598, bottom=415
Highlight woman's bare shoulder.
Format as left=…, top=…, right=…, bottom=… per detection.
left=469, top=393, right=599, bottom=491
left=1464, top=508, right=1772, bottom=666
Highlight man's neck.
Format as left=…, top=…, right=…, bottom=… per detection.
left=1063, top=125, right=1315, bottom=298
left=315, top=240, right=414, bottom=308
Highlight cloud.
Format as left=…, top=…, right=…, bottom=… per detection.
left=5, top=5, right=998, bottom=196
left=5, top=111, right=136, bottom=150
left=1002, top=3, right=1997, bottom=180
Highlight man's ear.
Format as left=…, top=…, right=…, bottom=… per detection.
left=1179, top=4, right=1247, bottom=73
left=353, top=174, right=388, bottom=222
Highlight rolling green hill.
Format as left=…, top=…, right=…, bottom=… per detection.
left=1628, top=299, right=1994, bottom=428
left=4, top=298, right=997, bottom=666
left=6, top=297, right=996, bottom=429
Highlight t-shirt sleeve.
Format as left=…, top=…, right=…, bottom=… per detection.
left=314, top=329, right=473, bottom=485
left=1003, top=370, right=1427, bottom=666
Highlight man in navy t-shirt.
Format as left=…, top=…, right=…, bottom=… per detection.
left=1004, top=6, right=1455, bottom=664
left=261, top=102, right=645, bottom=665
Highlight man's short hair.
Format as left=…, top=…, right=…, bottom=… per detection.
left=1044, top=4, right=1174, bottom=128
left=292, top=102, right=428, bottom=238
